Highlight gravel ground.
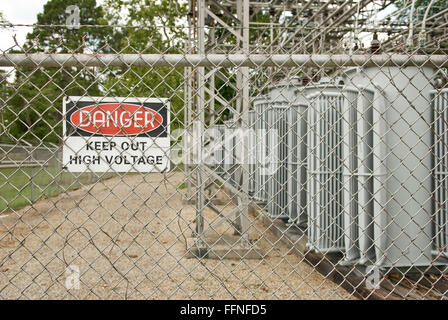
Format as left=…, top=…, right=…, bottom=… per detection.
left=0, top=172, right=353, bottom=299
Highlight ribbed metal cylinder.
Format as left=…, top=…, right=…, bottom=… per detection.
left=248, top=110, right=256, bottom=196
left=288, top=103, right=308, bottom=226
left=266, top=101, right=289, bottom=219
left=254, top=97, right=270, bottom=202
left=307, top=91, right=345, bottom=253
left=223, top=119, right=238, bottom=187
left=431, top=88, right=448, bottom=258
left=340, top=87, right=376, bottom=265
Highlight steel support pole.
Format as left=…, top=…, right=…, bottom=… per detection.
left=195, top=0, right=206, bottom=252
left=209, top=22, right=216, bottom=126
left=233, top=0, right=244, bottom=236
left=184, top=26, right=193, bottom=203
left=238, top=0, right=250, bottom=247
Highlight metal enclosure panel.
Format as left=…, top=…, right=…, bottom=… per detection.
left=291, top=82, right=345, bottom=228
left=286, top=105, right=299, bottom=222
left=356, top=88, right=377, bottom=265
left=342, top=66, right=435, bottom=268
left=371, top=90, right=389, bottom=267
left=431, top=89, right=448, bottom=258
left=288, top=103, right=308, bottom=226
left=307, top=92, right=345, bottom=253
left=254, top=98, right=270, bottom=202
left=341, top=87, right=376, bottom=265
left=342, top=88, right=360, bottom=262
left=266, top=101, right=289, bottom=219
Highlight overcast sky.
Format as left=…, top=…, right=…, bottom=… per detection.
left=1, top=0, right=397, bottom=52
left=0, top=0, right=104, bottom=51
left=1, top=0, right=48, bottom=51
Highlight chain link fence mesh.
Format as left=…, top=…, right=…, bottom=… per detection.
left=0, top=16, right=448, bottom=299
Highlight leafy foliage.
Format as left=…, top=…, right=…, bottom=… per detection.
left=3, top=0, right=109, bottom=144
left=102, top=0, right=188, bottom=131
left=395, top=0, right=448, bottom=22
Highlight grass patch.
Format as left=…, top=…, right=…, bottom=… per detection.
left=0, top=166, right=58, bottom=214
left=0, top=166, right=114, bottom=215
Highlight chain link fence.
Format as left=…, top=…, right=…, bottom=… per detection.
left=0, top=18, right=448, bottom=300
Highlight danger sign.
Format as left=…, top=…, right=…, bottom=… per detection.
left=63, top=96, right=170, bottom=172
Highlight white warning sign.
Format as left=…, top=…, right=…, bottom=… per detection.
left=63, top=96, right=170, bottom=172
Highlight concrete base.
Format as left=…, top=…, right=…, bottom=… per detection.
left=185, top=234, right=263, bottom=259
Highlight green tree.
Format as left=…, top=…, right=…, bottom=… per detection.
left=396, top=0, right=448, bottom=21
left=0, top=70, right=10, bottom=143
left=397, top=0, right=448, bottom=53
left=4, top=0, right=114, bottom=144
left=102, top=0, right=188, bottom=131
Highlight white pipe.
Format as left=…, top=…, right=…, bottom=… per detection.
left=407, top=0, right=417, bottom=48
left=373, top=3, right=379, bottom=28
left=418, top=0, right=437, bottom=46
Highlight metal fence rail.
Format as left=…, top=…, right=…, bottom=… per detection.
left=1, top=53, right=448, bottom=68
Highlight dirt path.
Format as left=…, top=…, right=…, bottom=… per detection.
left=0, top=172, right=353, bottom=299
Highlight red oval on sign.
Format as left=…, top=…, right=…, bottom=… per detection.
left=70, top=103, right=163, bottom=136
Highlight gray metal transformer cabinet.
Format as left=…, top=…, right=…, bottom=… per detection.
left=342, top=66, right=436, bottom=268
